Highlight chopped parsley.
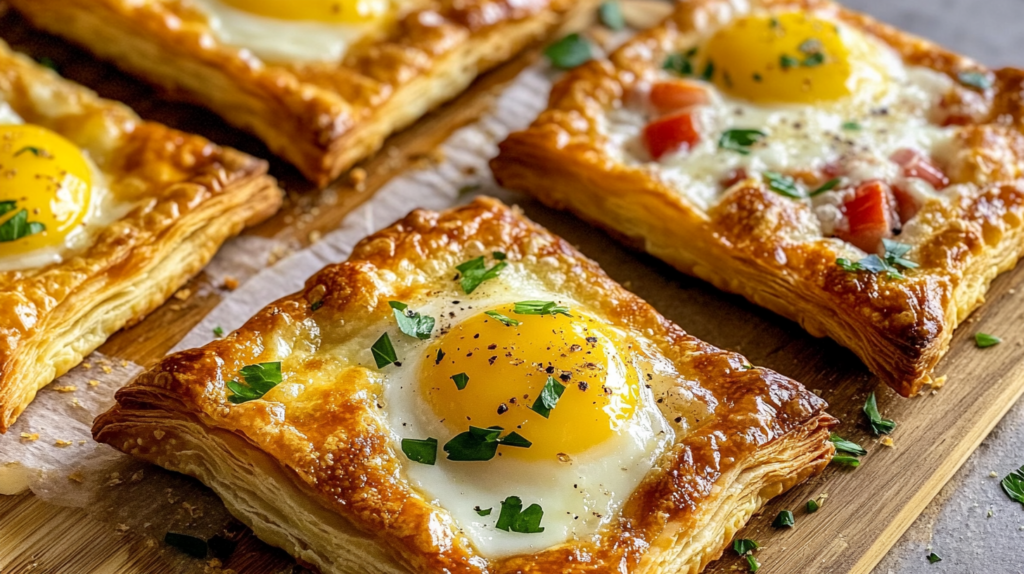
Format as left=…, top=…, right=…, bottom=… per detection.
left=700, top=60, right=715, bottom=81
left=530, top=376, right=566, bottom=418
left=863, top=391, right=896, bottom=436
left=212, top=326, right=224, bottom=338
left=457, top=184, right=481, bottom=196
left=226, top=362, right=282, bottom=404
left=927, top=552, right=942, bottom=564
left=456, top=255, right=507, bottom=294
left=435, top=349, right=445, bottom=365
left=401, top=437, right=438, bottom=465
left=807, top=499, right=820, bottom=513
left=718, top=129, right=767, bottom=155
left=544, top=33, right=592, bottom=70
left=842, top=121, right=862, bottom=130
left=0, top=202, right=46, bottom=243
left=802, top=51, right=825, bottom=67
left=495, top=496, right=545, bottom=533
left=1000, top=465, right=1024, bottom=506
left=451, top=372, right=469, bottom=390
left=512, top=300, right=571, bottom=317
left=485, top=310, right=519, bottom=326
left=780, top=54, right=800, bottom=69
left=311, top=300, right=324, bottom=311
left=492, top=251, right=507, bottom=260
left=663, top=47, right=698, bottom=77
left=164, top=532, right=208, bottom=558
left=957, top=70, right=992, bottom=90
left=829, top=432, right=867, bottom=456
left=371, top=332, right=398, bottom=368
left=388, top=301, right=435, bottom=340
left=809, top=178, right=842, bottom=196
left=14, top=146, right=43, bottom=157
left=837, top=239, right=918, bottom=280
left=443, top=426, right=532, bottom=461
left=772, top=510, right=795, bottom=528
left=763, top=171, right=803, bottom=198
left=831, top=455, right=861, bottom=467
left=475, top=506, right=493, bottom=516
left=975, top=332, right=1002, bottom=348
left=598, top=1, right=625, bottom=31
left=733, top=538, right=759, bottom=555
left=746, top=555, right=760, bottom=572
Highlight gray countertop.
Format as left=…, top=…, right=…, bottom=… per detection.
left=839, top=2, right=1024, bottom=572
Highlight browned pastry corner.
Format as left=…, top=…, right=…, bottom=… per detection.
left=9, top=0, right=597, bottom=186
left=0, top=40, right=281, bottom=432
left=491, top=0, right=1024, bottom=397
left=94, top=197, right=835, bottom=574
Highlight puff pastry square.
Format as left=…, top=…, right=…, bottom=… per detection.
left=94, top=197, right=835, bottom=574
left=0, top=40, right=281, bottom=431
left=492, top=0, right=1024, bottom=396
left=10, top=0, right=594, bottom=186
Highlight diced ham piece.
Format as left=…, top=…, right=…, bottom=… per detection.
left=891, top=148, right=950, bottom=189
left=837, top=180, right=898, bottom=253
left=648, top=80, right=710, bottom=115
left=643, top=112, right=700, bottom=160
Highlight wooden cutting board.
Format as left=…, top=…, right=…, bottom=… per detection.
left=3, top=4, right=1024, bottom=574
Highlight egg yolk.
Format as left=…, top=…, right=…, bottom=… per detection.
left=420, top=304, right=640, bottom=461
left=0, top=124, right=92, bottom=255
left=219, top=0, right=392, bottom=23
left=703, top=12, right=854, bottom=104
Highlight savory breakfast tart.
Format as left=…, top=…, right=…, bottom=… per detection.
left=93, top=198, right=836, bottom=574
left=492, top=0, right=1024, bottom=397
left=0, top=40, right=281, bottom=432
left=9, top=0, right=596, bottom=186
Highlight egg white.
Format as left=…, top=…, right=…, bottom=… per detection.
left=604, top=19, right=959, bottom=215
left=191, top=0, right=403, bottom=64
left=0, top=101, right=129, bottom=272
left=373, top=265, right=676, bottom=558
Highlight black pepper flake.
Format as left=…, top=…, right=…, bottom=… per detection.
left=545, top=366, right=556, bottom=374
left=569, top=344, right=583, bottom=353
left=585, top=336, right=598, bottom=344
left=487, top=344, right=497, bottom=350
left=674, top=416, right=683, bottom=423
left=497, top=403, right=509, bottom=415
left=394, top=361, right=402, bottom=367
left=578, top=382, right=589, bottom=391
left=488, top=356, right=497, bottom=365
left=559, top=372, right=572, bottom=382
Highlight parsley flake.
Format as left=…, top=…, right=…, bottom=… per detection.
left=837, top=240, right=918, bottom=280
left=451, top=372, right=469, bottom=390
left=443, top=426, right=532, bottom=461
left=829, top=432, right=867, bottom=456
left=780, top=54, right=800, bottom=69
left=975, top=332, right=1002, bottom=348
left=513, top=300, right=571, bottom=317
left=401, top=437, right=438, bottom=465
left=763, top=171, right=803, bottom=198
left=14, top=146, right=43, bottom=157
left=842, top=121, right=862, bottom=130
left=1001, top=465, right=1024, bottom=506
left=545, top=33, right=592, bottom=70
left=802, top=52, right=825, bottom=67
left=719, top=129, right=767, bottom=155
left=772, top=510, right=794, bottom=528
left=485, top=310, right=519, bottom=327
left=530, top=376, right=566, bottom=418
left=456, top=255, right=507, bottom=294
left=809, top=178, right=842, bottom=196
left=746, top=555, right=760, bottom=572
left=598, top=1, right=626, bottom=31
left=0, top=207, right=46, bottom=243
left=492, top=251, right=507, bottom=260
left=495, top=496, right=545, bottom=533
left=927, top=552, right=942, bottom=564
left=213, top=326, right=224, bottom=338
left=863, top=391, right=896, bottom=436
left=475, top=506, right=493, bottom=516
left=733, top=538, right=759, bottom=555
left=371, top=332, right=398, bottom=368
left=831, top=455, right=862, bottom=467
left=435, top=349, right=446, bottom=365
left=957, top=70, right=992, bottom=91
left=226, top=362, right=282, bottom=404
left=311, top=300, right=324, bottom=311
left=388, top=301, right=435, bottom=340
left=700, top=60, right=715, bottom=81
left=807, top=499, right=820, bottom=513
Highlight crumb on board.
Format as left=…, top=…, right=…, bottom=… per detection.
left=115, top=523, right=130, bottom=535
left=88, top=379, right=100, bottom=387
left=932, top=375, right=948, bottom=390
left=54, top=385, right=76, bottom=393
left=880, top=436, right=895, bottom=448
left=54, top=439, right=73, bottom=447
left=174, top=288, right=192, bottom=301
left=991, top=471, right=999, bottom=478
left=349, top=167, right=367, bottom=191
left=121, top=360, right=129, bottom=368
left=101, top=365, right=112, bottom=374
left=222, top=276, right=239, bottom=291
left=308, top=230, right=322, bottom=244
left=20, top=432, right=38, bottom=441
left=130, top=470, right=145, bottom=483
left=68, top=471, right=85, bottom=483
left=82, top=362, right=91, bottom=369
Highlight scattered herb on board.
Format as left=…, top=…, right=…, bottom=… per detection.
left=807, top=499, right=820, bottom=513
left=1000, top=465, right=1024, bottom=506
left=443, top=426, right=532, bottom=461
left=530, top=377, right=566, bottom=418
left=545, top=34, right=592, bottom=70
left=401, top=437, right=438, bottom=465
left=371, top=332, right=398, bottom=368
left=832, top=455, right=862, bottom=467
left=863, top=391, right=896, bottom=435
left=829, top=432, right=867, bottom=456
left=456, top=254, right=507, bottom=294
left=598, top=1, right=626, bottom=31
left=927, top=552, right=942, bottom=564
left=164, top=532, right=207, bottom=558
left=389, top=301, right=435, bottom=340
left=513, top=300, right=571, bottom=317
left=212, top=326, right=224, bottom=338
left=772, top=510, right=795, bottom=528
left=226, top=362, right=282, bottom=404
left=745, top=555, right=760, bottom=572
left=733, top=539, right=759, bottom=555
left=975, top=332, right=1002, bottom=348
left=495, top=496, right=545, bottom=533
left=718, top=129, right=767, bottom=155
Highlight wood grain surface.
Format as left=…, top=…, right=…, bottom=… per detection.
left=2, top=2, right=1024, bottom=574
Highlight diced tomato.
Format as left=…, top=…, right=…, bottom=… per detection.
left=891, top=184, right=921, bottom=223
left=838, top=180, right=897, bottom=253
left=891, top=148, right=950, bottom=189
left=720, top=167, right=749, bottom=188
left=643, top=112, right=700, bottom=160
left=649, top=80, right=709, bottom=115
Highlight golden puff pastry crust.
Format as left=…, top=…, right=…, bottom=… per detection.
left=0, top=40, right=281, bottom=432
left=93, top=197, right=835, bottom=574
left=10, top=0, right=593, bottom=186
left=492, top=0, right=1024, bottom=397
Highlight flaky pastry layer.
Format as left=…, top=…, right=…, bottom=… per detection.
left=10, top=0, right=592, bottom=186
left=94, top=197, right=834, bottom=574
left=491, top=0, right=1024, bottom=396
left=0, top=40, right=282, bottom=431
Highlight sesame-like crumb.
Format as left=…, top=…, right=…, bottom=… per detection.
left=223, top=276, right=239, bottom=291
left=990, top=471, right=999, bottom=478
left=308, top=230, right=322, bottom=244
left=20, top=432, right=38, bottom=441
left=115, top=523, right=130, bottom=535
left=101, top=365, right=113, bottom=374
left=54, top=385, right=77, bottom=393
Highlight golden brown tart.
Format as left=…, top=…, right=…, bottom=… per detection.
left=0, top=40, right=281, bottom=432
left=94, top=197, right=835, bottom=574
left=10, top=0, right=597, bottom=186
left=492, top=0, right=1024, bottom=396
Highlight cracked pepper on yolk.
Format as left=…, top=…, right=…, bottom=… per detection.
left=421, top=303, right=640, bottom=461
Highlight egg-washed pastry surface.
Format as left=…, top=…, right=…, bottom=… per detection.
left=93, top=198, right=835, bottom=574
left=492, top=0, right=1024, bottom=397
left=0, top=40, right=281, bottom=432
left=9, top=0, right=593, bottom=186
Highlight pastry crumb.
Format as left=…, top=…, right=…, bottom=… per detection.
left=931, top=375, right=947, bottom=390
left=82, top=362, right=92, bottom=369
left=308, top=230, right=322, bottom=244
left=101, top=365, right=113, bottom=374
left=990, top=471, right=999, bottom=478
left=54, top=385, right=77, bottom=393
left=121, top=360, right=130, bottom=368
left=223, top=276, right=239, bottom=291
left=183, top=501, right=203, bottom=519
left=879, top=436, right=895, bottom=448
left=88, top=379, right=100, bottom=387
left=54, top=439, right=73, bottom=447
left=20, top=432, right=39, bottom=441
left=130, top=470, right=145, bottom=483
left=349, top=167, right=367, bottom=191
left=174, top=288, right=192, bottom=301
left=115, top=523, right=130, bottom=535
left=68, top=471, right=85, bottom=483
